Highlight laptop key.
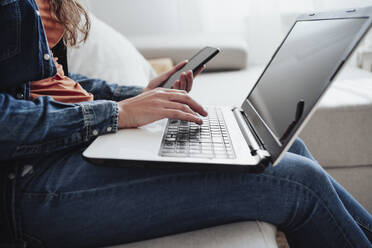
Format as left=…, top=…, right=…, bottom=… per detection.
left=159, top=107, right=236, bottom=159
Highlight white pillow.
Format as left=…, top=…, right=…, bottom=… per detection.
left=67, top=14, right=156, bottom=87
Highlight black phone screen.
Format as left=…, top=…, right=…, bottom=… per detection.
left=161, top=47, right=220, bottom=88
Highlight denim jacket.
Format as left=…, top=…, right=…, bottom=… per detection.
left=0, top=0, right=142, bottom=246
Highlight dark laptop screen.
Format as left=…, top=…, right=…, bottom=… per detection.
left=247, top=18, right=368, bottom=142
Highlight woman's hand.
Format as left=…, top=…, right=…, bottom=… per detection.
left=144, top=60, right=206, bottom=93
left=117, top=88, right=208, bottom=128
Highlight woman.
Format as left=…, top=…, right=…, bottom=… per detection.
left=1, top=0, right=371, bottom=247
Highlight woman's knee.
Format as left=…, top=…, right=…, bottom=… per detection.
left=268, top=153, right=330, bottom=192
left=288, top=138, right=316, bottom=161
left=288, top=138, right=307, bottom=154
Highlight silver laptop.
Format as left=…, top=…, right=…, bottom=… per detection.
left=83, top=7, right=372, bottom=172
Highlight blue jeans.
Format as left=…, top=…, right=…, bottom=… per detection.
left=16, top=139, right=372, bottom=248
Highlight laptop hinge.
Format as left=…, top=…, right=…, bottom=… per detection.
left=232, top=107, right=270, bottom=160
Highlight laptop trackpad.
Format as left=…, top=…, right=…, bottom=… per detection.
left=83, top=119, right=167, bottom=160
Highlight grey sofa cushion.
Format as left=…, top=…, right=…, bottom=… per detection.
left=108, top=222, right=277, bottom=248
left=327, top=166, right=372, bottom=214
left=130, top=35, right=249, bottom=71
left=300, top=66, right=372, bottom=167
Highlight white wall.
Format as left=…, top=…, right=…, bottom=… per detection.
left=83, top=0, right=203, bottom=36
left=83, top=0, right=372, bottom=65
left=314, top=0, right=372, bottom=10
left=84, top=0, right=372, bottom=36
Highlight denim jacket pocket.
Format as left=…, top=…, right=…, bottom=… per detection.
left=0, top=0, right=21, bottom=62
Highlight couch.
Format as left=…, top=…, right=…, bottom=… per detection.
left=67, top=13, right=372, bottom=248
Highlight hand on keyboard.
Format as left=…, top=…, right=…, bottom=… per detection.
left=118, top=88, right=208, bottom=128
left=160, top=107, right=236, bottom=159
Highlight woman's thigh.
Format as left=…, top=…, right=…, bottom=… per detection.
left=18, top=146, right=369, bottom=248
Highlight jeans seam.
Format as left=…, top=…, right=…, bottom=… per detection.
left=22, top=232, right=46, bottom=248
left=21, top=172, right=204, bottom=200
left=354, top=216, right=372, bottom=233
left=287, top=197, right=318, bottom=233
left=284, top=200, right=299, bottom=230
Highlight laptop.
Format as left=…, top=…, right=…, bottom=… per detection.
left=83, top=7, right=372, bottom=172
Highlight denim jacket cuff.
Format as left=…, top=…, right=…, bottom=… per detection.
left=78, top=101, right=119, bottom=142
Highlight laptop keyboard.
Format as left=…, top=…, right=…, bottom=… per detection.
left=159, top=107, right=236, bottom=159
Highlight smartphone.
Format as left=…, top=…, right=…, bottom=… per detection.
left=161, top=46, right=220, bottom=88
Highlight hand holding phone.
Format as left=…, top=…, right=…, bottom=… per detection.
left=160, top=47, right=220, bottom=89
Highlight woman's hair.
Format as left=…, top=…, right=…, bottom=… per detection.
left=49, top=0, right=90, bottom=47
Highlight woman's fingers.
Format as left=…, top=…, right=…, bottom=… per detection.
left=162, top=109, right=203, bottom=125
left=118, top=87, right=207, bottom=128
left=160, top=60, right=188, bottom=82
left=162, top=101, right=197, bottom=116
left=179, top=72, right=187, bottom=90
left=174, top=60, right=188, bottom=70
left=175, top=70, right=193, bottom=92
left=166, top=92, right=208, bottom=117
left=173, top=80, right=181, bottom=90
left=152, top=88, right=207, bottom=117
left=194, top=65, right=206, bottom=77
left=186, top=70, right=193, bottom=92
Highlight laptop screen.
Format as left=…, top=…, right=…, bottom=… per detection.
left=247, top=18, right=368, bottom=143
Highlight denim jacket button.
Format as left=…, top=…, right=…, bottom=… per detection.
left=43, top=54, right=51, bottom=61
left=107, top=127, right=112, bottom=132
left=21, top=165, right=34, bottom=177
left=16, top=93, right=24, bottom=99
left=92, top=129, right=99, bottom=136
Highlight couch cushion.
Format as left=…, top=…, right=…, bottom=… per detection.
left=299, top=68, right=372, bottom=167
left=130, top=35, right=249, bottom=71
left=147, top=58, right=174, bottom=75
left=107, top=222, right=277, bottom=248
left=327, top=166, right=372, bottom=214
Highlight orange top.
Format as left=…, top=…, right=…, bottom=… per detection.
left=30, top=0, right=94, bottom=103
left=36, top=0, right=64, bottom=48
